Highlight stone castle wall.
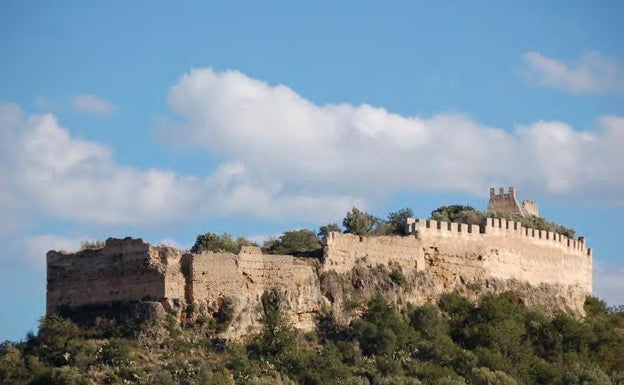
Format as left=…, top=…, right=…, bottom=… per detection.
left=323, top=232, right=426, bottom=274
left=47, top=218, right=594, bottom=330
left=46, top=238, right=185, bottom=314
left=323, top=218, right=591, bottom=314
left=488, top=186, right=539, bottom=218
left=188, top=247, right=322, bottom=336
left=404, top=218, right=592, bottom=291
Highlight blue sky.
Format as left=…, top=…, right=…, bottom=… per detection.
left=1, top=1, right=622, bottom=341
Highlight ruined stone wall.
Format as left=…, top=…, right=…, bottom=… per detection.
left=406, top=219, right=591, bottom=289
left=188, top=246, right=322, bottom=336
left=488, top=186, right=540, bottom=218
left=521, top=199, right=539, bottom=217
left=46, top=238, right=186, bottom=314
left=326, top=218, right=592, bottom=314
left=488, top=186, right=524, bottom=218
left=323, top=232, right=426, bottom=274
left=47, top=218, right=594, bottom=331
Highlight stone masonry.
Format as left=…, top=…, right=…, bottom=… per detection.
left=46, top=188, right=593, bottom=334
left=488, top=186, right=539, bottom=218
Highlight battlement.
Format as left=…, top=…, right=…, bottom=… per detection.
left=406, top=217, right=591, bottom=257
left=406, top=218, right=481, bottom=237
left=490, top=186, right=516, bottom=199
left=488, top=186, right=539, bottom=218
left=45, top=187, right=593, bottom=328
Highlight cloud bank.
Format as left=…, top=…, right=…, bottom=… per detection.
left=1, top=68, right=623, bottom=235
left=161, top=68, right=624, bottom=206
left=0, top=103, right=357, bottom=228
left=522, top=52, right=624, bottom=94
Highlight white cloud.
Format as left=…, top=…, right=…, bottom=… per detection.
left=161, top=68, right=624, bottom=204
left=593, top=261, right=624, bottom=306
left=0, top=104, right=358, bottom=228
left=522, top=52, right=624, bottom=93
left=1, top=68, right=624, bottom=234
left=72, top=93, right=114, bottom=115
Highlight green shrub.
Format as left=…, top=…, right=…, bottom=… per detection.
left=389, top=269, right=406, bottom=287
left=318, top=223, right=342, bottom=237
left=265, top=229, right=322, bottom=255
left=79, top=239, right=105, bottom=250
left=215, top=297, right=236, bottom=333
left=191, top=232, right=237, bottom=253
left=343, top=207, right=379, bottom=236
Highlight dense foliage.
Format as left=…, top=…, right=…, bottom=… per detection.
left=430, top=205, right=576, bottom=238
left=263, top=229, right=322, bottom=255
left=2, top=294, right=621, bottom=385
left=190, top=204, right=576, bottom=260
left=343, top=207, right=380, bottom=236
left=191, top=207, right=416, bottom=258
left=342, top=207, right=416, bottom=236
left=190, top=232, right=256, bottom=254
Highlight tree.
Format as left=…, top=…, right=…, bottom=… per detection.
left=386, top=208, right=414, bottom=235
left=352, top=295, right=416, bottom=357
left=343, top=207, right=379, bottom=236
left=266, top=229, right=322, bottom=255
left=317, top=223, right=342, bottom=237
left=410, top=303, right=449, bottom=339
left=430, top=205, right=484, bottom=225
left=190, top=233, right=256, bottom=254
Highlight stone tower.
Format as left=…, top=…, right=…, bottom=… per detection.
left=488, top=187, right=538, bottom=218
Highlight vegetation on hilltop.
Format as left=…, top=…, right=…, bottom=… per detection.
left=190, top=233, right=258, bottom=254
left=2, top=294, right=622, bottom=385
left=430, top=205, right=576, bottom=239
left=79, top=240, right=105, bottom=251
left=190, top=205, right=577, bottom=258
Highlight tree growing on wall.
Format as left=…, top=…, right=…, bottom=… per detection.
left=431, top=205, right=484, bottom=225
left=265, top=229, right=322, bottom=255
left=386, top=208, right=414, bottom=235
left=343, top=207, right=379, bottom=236
left=190, top=233, right=256, bottom=254
left=317, top=223, right=342, bottom=237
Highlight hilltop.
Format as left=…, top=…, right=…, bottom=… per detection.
left=1, top=187, right=621, bottom=384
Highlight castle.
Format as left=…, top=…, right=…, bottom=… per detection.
left=46, top=187, right=593, bottom=336
left=488, top=186, right=539, bottom=218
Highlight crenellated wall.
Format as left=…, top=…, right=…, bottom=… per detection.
left=47, top=217, right=594, bottom=332
left=488, top=186, right=540, bottom=218
left=323, top=218, right=592, bottom=314
left=403, top=218, right=591, bottom=291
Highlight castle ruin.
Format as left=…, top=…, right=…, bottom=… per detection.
left=488, top=186, right=539, bottom=218
left=46, top=187, right=593, bottom=336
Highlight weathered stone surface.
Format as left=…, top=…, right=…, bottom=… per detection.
left=47, top=213, right=593, bottom=337
left=488, top=186, right=539, bottom=218
left=46, top=237, right=185, bottom=314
